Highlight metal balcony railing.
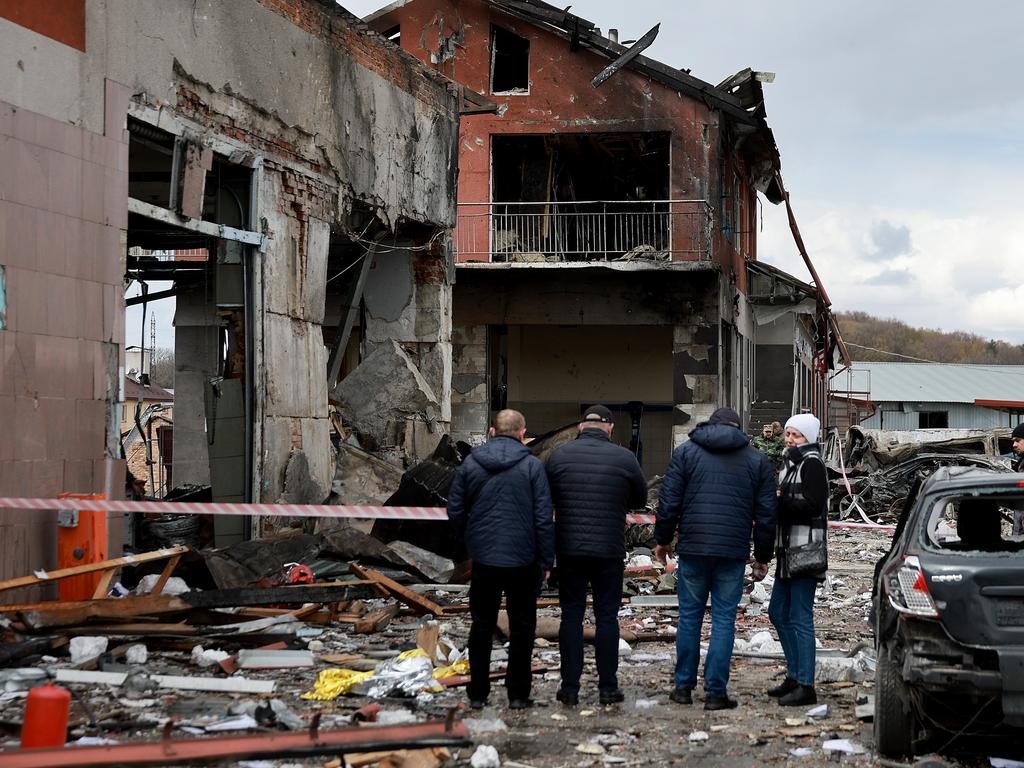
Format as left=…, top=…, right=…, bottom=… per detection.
left=455, top=200, right=713, bottom=262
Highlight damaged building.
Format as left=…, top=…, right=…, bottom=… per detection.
left=364, top=0, right=846, bottom=476
left=0, top=0, right=460, bottom=582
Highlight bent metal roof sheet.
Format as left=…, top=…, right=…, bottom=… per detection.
left=850, top=362, right=1024, bottom=404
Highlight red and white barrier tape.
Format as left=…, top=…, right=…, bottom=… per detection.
left=0, top=498, right=896, bottom=531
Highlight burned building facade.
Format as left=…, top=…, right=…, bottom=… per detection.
left=0, top=0, right=459, bottom=581
left=366, top=0, right=836, bottom=477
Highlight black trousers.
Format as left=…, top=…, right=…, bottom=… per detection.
left=467, top=562, right=539, bottom=702
left=557, top=555, right=624, bottom=694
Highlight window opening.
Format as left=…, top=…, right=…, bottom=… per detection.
left=919, top=411, right=949, bottom=428
left=491, top=25, right=529, bottom=94
left=928, top=495, right=1024, bottom=552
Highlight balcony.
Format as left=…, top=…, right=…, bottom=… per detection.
left=454, top=200, right=713, bottom=263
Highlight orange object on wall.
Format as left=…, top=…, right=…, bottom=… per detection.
left=56, top=493, right=108, bottom=601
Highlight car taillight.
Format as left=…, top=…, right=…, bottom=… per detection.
left=884, top=555, right=940, bottom=618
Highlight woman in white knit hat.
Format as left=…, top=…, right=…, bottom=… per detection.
left=766, top=412, right=829, bottom=706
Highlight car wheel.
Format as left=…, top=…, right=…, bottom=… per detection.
left=874, top=645, right=915, bottom=757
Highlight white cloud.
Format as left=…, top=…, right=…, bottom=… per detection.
left=759, top=201, right=1024, bottom=343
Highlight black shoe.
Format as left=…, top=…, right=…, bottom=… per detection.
left=598, top=689, right=625, bottom=705
left=778, top=685, right=816, bottom=707
left=668, top=688, right=693, bottom=705
left=508, top=698, right=533, bottom=710
left=468, top=699, right=486, bottom=710
left=767, top=676, right=798, bottom=698
left=556, top=688, right=579, bottom=706
left=704, top=694, right=738, bottom=711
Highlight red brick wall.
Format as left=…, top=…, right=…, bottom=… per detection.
left=371, top=0, right=728, bottom=265
left=0, top=0, right=85, bottom=51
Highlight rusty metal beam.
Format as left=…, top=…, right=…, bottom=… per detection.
left=0, top=717, right=471, bottom=767
left=591, top=24, right=659, bottom=88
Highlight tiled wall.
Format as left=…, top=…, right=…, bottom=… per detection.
left=0, top=96, right=127, bottom=591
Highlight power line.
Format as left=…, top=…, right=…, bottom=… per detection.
left=846, top=342, right=1024, bottom=377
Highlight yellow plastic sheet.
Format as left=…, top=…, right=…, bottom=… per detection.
left=301, top=668, right=374, bottom=701
left=432, top=659, right=470, bottom=679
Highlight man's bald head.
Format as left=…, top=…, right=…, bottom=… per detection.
left=492, top=409, right=526, bottom=437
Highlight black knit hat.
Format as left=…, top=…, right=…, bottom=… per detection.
left=1013, top=423, right=1024, bottom=440
left=709, top=407, right=742, bottom=427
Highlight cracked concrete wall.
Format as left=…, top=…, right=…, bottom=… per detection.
left=450, top=324, right=488, bottom=443
left=1, top=0, right=459, bottom=515
left=362, top=245, right=453, bottom=453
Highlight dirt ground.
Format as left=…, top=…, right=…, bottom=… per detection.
left=1, top=527, right=1010, bottom=767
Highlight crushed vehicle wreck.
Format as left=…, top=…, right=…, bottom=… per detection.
left=826, top=426, right=1014, bottom=525
left=872, top=467, right=1024, bottom=758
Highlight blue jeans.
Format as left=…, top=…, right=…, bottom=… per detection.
left=768, top=576, right=817, bottom=686
left=558, top=555, right=625, bottom=694
left=674, top=556, right=745, bottom=696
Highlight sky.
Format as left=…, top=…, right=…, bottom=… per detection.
left=129, top=1, right=1024, bottom=349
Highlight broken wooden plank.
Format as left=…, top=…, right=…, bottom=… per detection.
left=353, top=603, right=399, bottom=634
left=349, top=563, right=443, bottom=616
left=55, top=668, right=276, bottom=693
left=146, top=553, right=182, bottom=595
left=0, top=546, right=188, bottom=594
left=591, top=24, right=660, bottom=88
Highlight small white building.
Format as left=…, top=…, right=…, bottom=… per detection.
left=846, top=362, right=1024, bottom=430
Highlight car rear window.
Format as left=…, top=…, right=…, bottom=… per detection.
left=925, top=493, right=1024, bottom=553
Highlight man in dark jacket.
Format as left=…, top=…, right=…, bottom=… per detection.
left=654, top=407, right=777, bottom=710
left=1011, top=423, right=1024, bottom=534
left=448, top=409, right=554, bottom=710
left=546, top=405, right=647, bottom=706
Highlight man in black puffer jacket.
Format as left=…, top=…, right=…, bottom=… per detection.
left=546, top=405, right=647, bottom=706
left=654, top=407, right=777, bottom=711
left=448, top=409, right=554, bottom=710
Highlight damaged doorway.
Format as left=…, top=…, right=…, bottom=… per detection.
left=125, top=118, right=258, bottom=548
left=490, top=133, right=671, bottom=261
left=491, top=324, right=673, bottom=478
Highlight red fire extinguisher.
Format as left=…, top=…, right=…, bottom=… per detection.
left=21, top=683, right=70, bottom=748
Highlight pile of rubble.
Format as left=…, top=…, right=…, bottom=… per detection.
left=0, top=514, right=904, bottom=766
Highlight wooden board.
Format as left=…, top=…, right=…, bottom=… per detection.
left=354, top=603, right=399, bottom=634
left=349, top=564, right=443, bottom=616
left=0, top=546, right=188, bottom=594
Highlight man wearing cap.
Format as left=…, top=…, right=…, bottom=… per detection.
left=448, top=409, right=554, bottom=710
left=654, top=407, right=777, bottom=710
left=546, top=405, right=647, bottom=706
left=753, top=423, right=784, bottom=471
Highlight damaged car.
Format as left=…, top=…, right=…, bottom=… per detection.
left=873, top=467, right=1024, bottom=757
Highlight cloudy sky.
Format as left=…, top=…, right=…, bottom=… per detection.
left=130, top=1, right=1022, bottom=348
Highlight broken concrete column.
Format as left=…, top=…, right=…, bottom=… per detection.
left=671, top=313, right=719, bottom=448
left=332, top=339, right=440, bottom=449
left=450, top=324, right=488, bottom=442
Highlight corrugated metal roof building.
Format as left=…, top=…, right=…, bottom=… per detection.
left=848, top=362, right=1024, bottom=430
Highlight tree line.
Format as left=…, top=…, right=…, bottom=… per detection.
left=838, top=311, right=1024, bottom=364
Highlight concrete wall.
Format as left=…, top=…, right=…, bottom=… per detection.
left=0, top=84, right=128, bottom=590
left=0, top=0, right=459, bottom=581
left=451, top=267, right=721, bottom=450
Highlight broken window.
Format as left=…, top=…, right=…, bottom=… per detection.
left=489, top=133, right=671, bottom=261
left=490, top=25, right=529, bottom=94
left=918, top=410, right=949, bottom=428
left=929, top=496, right=1024, bottom=551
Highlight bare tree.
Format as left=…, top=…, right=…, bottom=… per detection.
left=149, top=347, right=175, bottom=389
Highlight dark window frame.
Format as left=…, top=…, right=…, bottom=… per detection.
left=490, top=25, right=530, bottom=95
